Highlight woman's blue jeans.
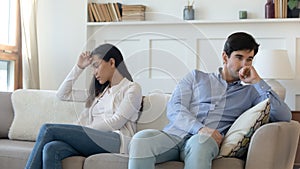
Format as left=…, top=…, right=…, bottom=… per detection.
left=128, top=129, right=219, bottom=169
left=25, top=123, right=121, bottom=169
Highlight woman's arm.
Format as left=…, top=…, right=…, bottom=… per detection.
left=56, top=52, right=92, bottom=102
left=56, top=65, right=89, bottom=102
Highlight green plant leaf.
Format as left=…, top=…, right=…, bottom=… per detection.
left=288, top=0, right=299, bottom=10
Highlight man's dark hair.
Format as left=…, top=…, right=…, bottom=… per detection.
left=223, top=32, right=260, bottom=57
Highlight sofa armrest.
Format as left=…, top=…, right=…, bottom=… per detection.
left=0, top=92, right=14, bottom=138
left=62, top=156, right=85, bottom=169
left=245, top=120, right=300, bottom=169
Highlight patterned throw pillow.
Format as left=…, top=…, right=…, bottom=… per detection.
left=219, top=98, right=270, bottom=158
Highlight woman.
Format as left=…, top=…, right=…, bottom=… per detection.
left=25, top=44, right=142, bottom=169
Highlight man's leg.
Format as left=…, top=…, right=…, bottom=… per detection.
left=128, top=129, right=183, bottom=169
left=181, top=134, right=219, bottom=169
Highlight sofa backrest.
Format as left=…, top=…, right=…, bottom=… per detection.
left=0, top=92, right=14, bottom=138
left=137, top=93, right=170, bottom=131
left=5, top=89, right=170, bottom=141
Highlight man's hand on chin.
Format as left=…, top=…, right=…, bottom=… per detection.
left=239, top=66, right=261, bottom=84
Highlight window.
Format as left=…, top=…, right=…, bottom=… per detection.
left=0, top=60, right=14, bottom=91
left=0, top=0, right=17, bottom=46
left=0, top=0, right=21, bottom=91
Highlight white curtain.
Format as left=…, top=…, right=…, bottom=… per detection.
left=20, top=0, right=40, bottom=89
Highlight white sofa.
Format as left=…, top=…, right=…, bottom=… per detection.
left=0, top=89, right=300, bottom=169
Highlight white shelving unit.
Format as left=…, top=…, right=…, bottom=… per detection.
left=85, top=16, right=300, bottom=110
left=87, top=18, right=300, bottom=26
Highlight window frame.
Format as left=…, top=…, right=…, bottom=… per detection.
left=0, top=0, right=22, bottom=90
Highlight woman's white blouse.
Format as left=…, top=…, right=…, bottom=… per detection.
left=56, top=65, right=142, bottom=154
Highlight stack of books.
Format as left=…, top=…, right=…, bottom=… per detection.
left=274, top=0, right=288, bottom=18
left=122, top=5, right=146, bottom=21
left=88, top=2, right=122, bottom=22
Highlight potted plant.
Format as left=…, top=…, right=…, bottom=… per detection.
left=288, top=0, right=300, bottom=18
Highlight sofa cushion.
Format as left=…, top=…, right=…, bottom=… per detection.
left=8, top=89, right=84, bottom=141
left=83, top=153, right=184, bottom=169
left=0, top=139, right=34, bottom=169
left=81, top=153, right=244, bottom=169
left=0, top=92, right=14, bottom=138
left=219, top=98, right=270, bottom=158
left=84, top=153, right=129, bottom=169
left=0, top=139, right=34, bottom=159
left=137, top=93, right=170, bottom=131
left=157, top=158, right=244, bottom=169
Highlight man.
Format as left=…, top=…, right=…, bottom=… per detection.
left=128, top=32, right=291, bottom=169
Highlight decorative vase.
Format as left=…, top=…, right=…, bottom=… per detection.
left=239, top=11, right=247, bottom=19
left=265, top=0, right=275, bottom=18
left=183, top=6, right=194, bottom=20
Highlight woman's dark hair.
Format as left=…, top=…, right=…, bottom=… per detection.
left=223, top=32, right=260, bottom=57
left=86, top=43, right=133, bottom=107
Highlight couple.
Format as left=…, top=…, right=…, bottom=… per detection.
left=25, top=32, right=291, bottom=169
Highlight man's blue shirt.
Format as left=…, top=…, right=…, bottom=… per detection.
left=163, top=68, right=292, bottom=138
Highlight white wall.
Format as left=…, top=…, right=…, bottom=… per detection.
left=36, top=0, right=300, bottom=109
left=37, top=0, right=87, bottom=89
left=36, top=0, right=268, bottom=90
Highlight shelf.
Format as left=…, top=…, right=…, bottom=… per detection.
left=87, top=18, right=300, bottom=26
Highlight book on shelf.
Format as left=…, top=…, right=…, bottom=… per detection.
left=114, top=3, right=122, bottom=21
left=122, top=4, right=146, bottom=21
left=100, top=4, right=111, bottom=22
left=106, top=3, right=116, bottom=21
left=89, top=3, right=99, bottom=22
left=88, top=2, right=122, bottom=22
left=122, top=5, right=146, bottom=10
left=87, top=3, right=146, bottom=22
left=122, top=16, right=145, bottom=21
left=122, top=10, right=145, bottom=15
left=88, top=3, right=95, bottom=22
left=108, top=3, right=119, bottom=21
left=93, top=3, right=103, bottom=22
left=96, top=4, right=106, bottom=22
left=274, top=0, right=288, bottom=18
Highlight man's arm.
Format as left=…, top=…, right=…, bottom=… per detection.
left=240, top=66, right=291, bottom=122
left=166, top=70, right=205, bottom=135
left=253, top=80, right=292, bottom=122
